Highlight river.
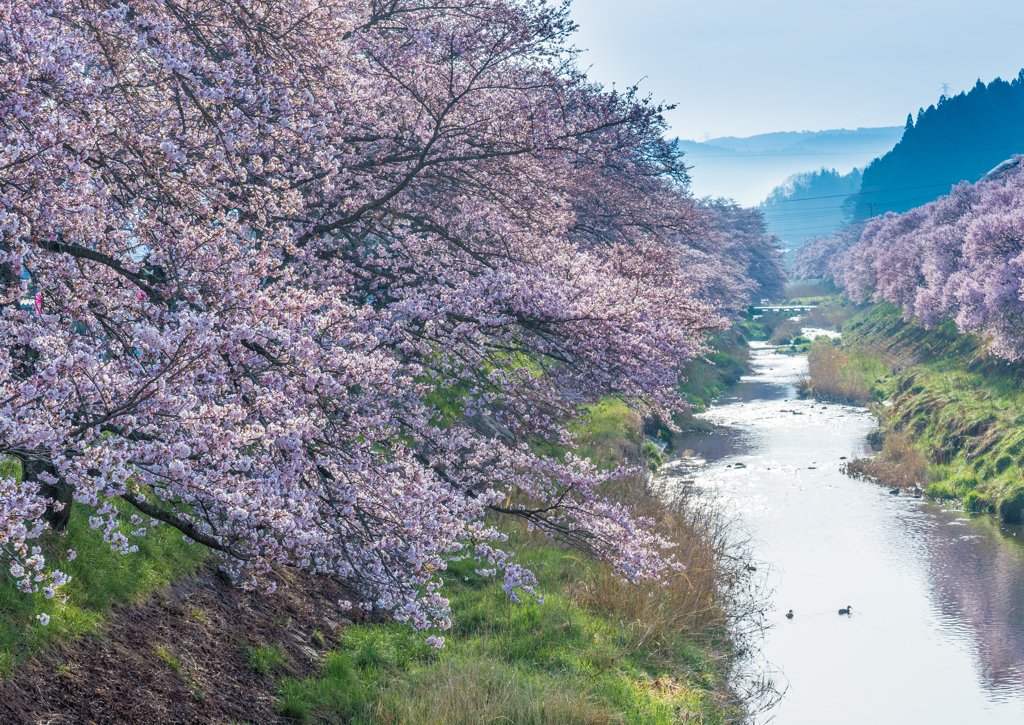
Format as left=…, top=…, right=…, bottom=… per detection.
left=663, top=338, right=1024, bottom=723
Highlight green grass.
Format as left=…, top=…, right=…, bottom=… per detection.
left=155, top=643, right=182, bottom=673
left=826, top=303, right=1024, bottom=517
left=567, top=398, right=644, bottom=470
left=677, top=329, right=749, bottom=414
left=248, top=642, right=288, bottom=675
left=0, top=459, right=208, bottom=670
left=275, top=544, right=738, bottom=724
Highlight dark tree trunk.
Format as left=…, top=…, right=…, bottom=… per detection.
left=22, top=458, right=74, bottom=531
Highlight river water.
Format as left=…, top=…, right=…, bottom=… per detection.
left=664, top=340, right=1024, bottom=723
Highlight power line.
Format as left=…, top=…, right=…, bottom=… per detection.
left=686, top=146, right=1024, bottom=159
left=762, top=181, right=962, bottom=204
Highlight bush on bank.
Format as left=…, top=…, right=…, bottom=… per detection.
left=806, top=302, right=1024, bottom=520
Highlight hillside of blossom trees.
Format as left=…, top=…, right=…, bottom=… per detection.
left=0, top=0, right=782, bottom=634
left=793, top=156, right=1024, bottom=360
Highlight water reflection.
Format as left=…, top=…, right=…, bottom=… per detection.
left=661, top=342, right=1024, bottom=723
left=924, top=510, right=1024, bottom=698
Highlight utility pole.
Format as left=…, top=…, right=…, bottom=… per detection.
left=940, top=82, right=951, bottom=96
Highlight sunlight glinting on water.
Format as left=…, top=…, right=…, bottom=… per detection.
left=663, top=341, right=1024, bottom=723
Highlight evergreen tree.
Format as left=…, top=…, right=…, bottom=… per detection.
left=855, top=71, right=1024, bottom=218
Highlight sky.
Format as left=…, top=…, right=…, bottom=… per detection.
left=568, top=0, right=1024, bottom=141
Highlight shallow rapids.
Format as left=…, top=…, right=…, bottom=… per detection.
left=663, top=342, right=1024, bottom=723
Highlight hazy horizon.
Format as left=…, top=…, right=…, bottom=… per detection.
left=569, top=0, right=1024, bottom=141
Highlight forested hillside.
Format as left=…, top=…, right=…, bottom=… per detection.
left=854, top=71, right=1024, bottom=218
left=757, top=167, right=862, bottom=257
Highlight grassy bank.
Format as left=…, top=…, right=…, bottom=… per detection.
left=270, top=399, right=759, bottom=724
left=276, top=493, right=751, bottom=724
left=677, top=329, right=751, bottom=418
left=0, top=403, right=757, bottom=722
left=801, top=302, right=1024, bottom=520
left=0, top=458, right=208, bottom=679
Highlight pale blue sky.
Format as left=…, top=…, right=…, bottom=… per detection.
left=569, top=0, right=1024, bottom=140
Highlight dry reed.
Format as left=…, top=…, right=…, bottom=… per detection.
left=369, top=658, right=622, bottom=725
left=799, top=344, right=871, bottom=404
left=845, top=432, right=929, bottom=490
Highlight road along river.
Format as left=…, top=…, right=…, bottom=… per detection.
left=662, top=340, right=1024, bottom=723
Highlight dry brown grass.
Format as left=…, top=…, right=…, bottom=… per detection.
left=845, top=432, right=930, bottom=489
left=569, top=475, right=759, bottom=665
left=798, top=344, right=872, bottom=404
left=768, top=321, right=801, bottom=345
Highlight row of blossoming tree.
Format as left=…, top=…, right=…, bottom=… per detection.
left=794, top=157, right=1024, bottom=360
left=0, top=0, right=780, bottom=635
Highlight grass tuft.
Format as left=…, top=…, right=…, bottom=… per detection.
left=155, top=644, right=182, bottom=673
left=248, top=642, right=288, bottom=675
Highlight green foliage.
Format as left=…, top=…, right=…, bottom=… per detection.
left=963, top=490, right=988, bottom=512
left=928, top=473, right=979, bottom=500
left=248, top=643, right=287, bottom=675
left=0, top=457, right=21, bottom=482
left=998, top=487, right=1024, bottom=524
left=641, top=441, right=664, bottom=470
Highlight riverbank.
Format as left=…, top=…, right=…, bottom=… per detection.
left=800, top=301, right=1024, bottom=521
left=0, top=405, right=756, bottom=724
left=670, top=335, right=1024, bottom=724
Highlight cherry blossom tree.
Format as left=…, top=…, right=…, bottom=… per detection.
left=801, top=157, right=1024, bottom=360
left=0, top=0, right=763, bottom=630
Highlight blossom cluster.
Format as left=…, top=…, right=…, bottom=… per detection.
left=793, top=157, right=1024, bottom=359
left=0, top=0, right=779, bottom=631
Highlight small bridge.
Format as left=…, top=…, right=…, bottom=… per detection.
left=752, top=305, right=818, bottom=312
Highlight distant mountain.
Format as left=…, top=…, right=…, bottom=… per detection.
left=677, top=127, right=903, bottom=206
left=702, top=128, right=905, bottom=155
left=855, top=70, right=1024, bottom=218
left=757, top=167, right=862, bottom=264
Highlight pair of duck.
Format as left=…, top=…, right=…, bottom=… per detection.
left=785, top=605, right=852, bottom=619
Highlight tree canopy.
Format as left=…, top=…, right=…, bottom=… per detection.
left=0, top=0, right=779, bottom=633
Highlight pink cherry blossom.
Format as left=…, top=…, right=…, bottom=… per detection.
left=0, top=0, right=777, bottom=631
left=795, top=157, right=1024, bottom=359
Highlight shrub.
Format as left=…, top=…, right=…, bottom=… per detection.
left=963, top=490, right=988, bottom=511
left=998, top=488, right=1024, bottom=523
